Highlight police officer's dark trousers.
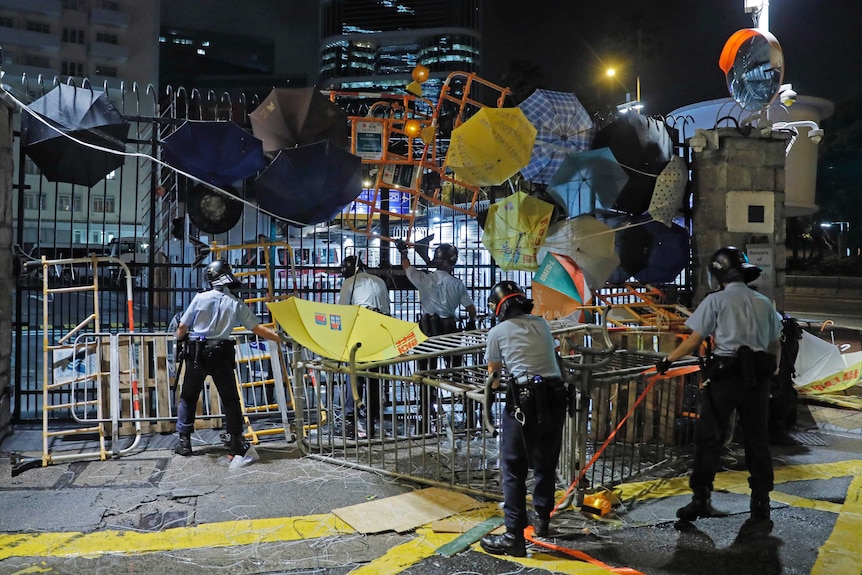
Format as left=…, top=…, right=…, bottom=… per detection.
left=690, top=370, right=773, bottom=495
left=177, top=340, right=243, bottom=438
left=501, top=380, right=567, bottom=531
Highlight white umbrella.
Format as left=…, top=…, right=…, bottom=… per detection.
left=648, top=155, right=687, bottom=227
left=794, top=330, right=862, bottom=394
left=537, top=215, right=619, bottom=290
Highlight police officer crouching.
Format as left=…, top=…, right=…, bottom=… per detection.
left=174, top=260, right=286, bottom=458
left=657, top=247, right=782, bottom=523
left=480, top=281, right=568, bottom=557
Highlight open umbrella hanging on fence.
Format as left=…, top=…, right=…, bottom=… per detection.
left=518, top=89, right=595, bottom=184
left=538, top=215, right=620, bottom=290
left=250, top=87, right=349, bottom=153
left=616, top=219, right=690, bottom=284
left=592, top=113, right=674, bottom=216
left=21, top=84, right=129, bottom=187
left=445, top=107, right=537, bottom=187
left=532, top=252, right=594, bottom=323
left=481, top=191, right=553, bottom=272
left=548, top=147, right=628, bottom=217
left=254, top=140, right=362, bottom=225
left=161, top=120, right=265, bottom=186
left=187, top=184, right=243, bottom=234
left=648, top=155, right=688, bottom=227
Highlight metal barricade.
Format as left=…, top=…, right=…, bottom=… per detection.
left=292, top=318, right=700, bottom=505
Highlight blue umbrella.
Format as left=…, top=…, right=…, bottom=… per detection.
left=615, top=218, right=689, bottom=284
left=548, top=147, right=629, bottom=217
left=161, top=120, right=265, bottom=186
left=253, top=140, right=362, bottom=225
left=518, top=89, right=594, bottom=184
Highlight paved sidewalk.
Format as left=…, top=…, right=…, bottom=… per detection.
left=1, top=400, right=860, bottom=575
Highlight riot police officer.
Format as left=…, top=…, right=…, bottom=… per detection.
left=174, top=259, right=284, bottom=458
left=480, top=281, right=567, bottom=557
left=657, top=247, right=782, bottom=522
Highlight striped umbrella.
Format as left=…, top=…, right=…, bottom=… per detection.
left=518, top=89, right=595, bottom=184
left=531, top=252, right=594, bottom=323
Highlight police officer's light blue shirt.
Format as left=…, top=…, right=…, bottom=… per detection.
left=685, top=282, right=782, bottom=357
left=406, top=267, right=473, bottom=318
left=486, top=314, right=561, bottom=379
left=180, top=288, right=260, bottom=340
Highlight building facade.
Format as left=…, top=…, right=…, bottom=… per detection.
left=319, top=0, right=482, bottom=94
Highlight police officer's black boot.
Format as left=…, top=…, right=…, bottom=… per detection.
left=750, top=491, right=771, bottom=520
left=528, top=509, right=550, bottom=537
left=480, top=529, right=526, bottom=557
left=174, top=433, right=192, bottom=456
left=676, top=489, right=724, bottom=521
left=228, top=433, right=248, bottom=457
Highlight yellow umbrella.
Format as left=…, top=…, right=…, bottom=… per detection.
left=481, top=191, right=553, bottom=271
left=445, top=107, right=537, bottom=187
left=268, top=298, right=427, bottom=362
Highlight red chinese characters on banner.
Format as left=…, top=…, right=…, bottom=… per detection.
left=395, top=332, right=419, bottom=354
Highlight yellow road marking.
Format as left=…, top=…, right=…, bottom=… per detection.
left=2, top=460, right=861, bottom=574
left=812, top=474, right=862, bottom=575
left=0, top=514, right=352, bottom=560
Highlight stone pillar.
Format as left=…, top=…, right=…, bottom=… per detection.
left=0, top=98, right=13, bottom=439
left=689, top=128, right=788, bottom=311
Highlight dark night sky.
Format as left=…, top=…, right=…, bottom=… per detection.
left=482, top=0, right=862, bottom=116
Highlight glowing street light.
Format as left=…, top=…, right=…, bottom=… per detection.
left=606, top=67, right=642, bottom=113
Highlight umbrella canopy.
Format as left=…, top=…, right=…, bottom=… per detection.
left=20, top=84, right=129, bottom=187
left=249, top=87, right=349, bottom=153
left=532, top=252, right=594, bottom=322
left=794, top=331, right=862, bottom=394
left=445, top=107, right=537, bottom=187
left=481, top=191, right=554, bottom=271
left=161, top=120, right=265, bottom=186
left=592, top=114, right=674, bottom=216
left=268, top=298, right=427, bottom=362
left=254, top=140, right=362, bottom=225
left=617, top=219, right=689, bottom=284
left=538, top=215, right=619, bottom=290
left=548, top=147, right=628, bottom=217
left=518, top=89, right=595, bottom=184
left=187, top=184, right=243, bottom=234
left=648, top=155, right=688, bottom=226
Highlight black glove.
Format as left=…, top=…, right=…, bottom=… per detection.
left=655, top=358, right=672, bottom=375
left=395, top=239, right=409, bottom=254
left=465, top=319, right=477, bottom=331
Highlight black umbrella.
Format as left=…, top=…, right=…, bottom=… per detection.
left=253, top=140, right=362, bottom=225
left=249, top=87, right=349, bottom=153
left=21, top=84, right=129, bottom=187
left=592, top=114, right=673, bottom=216
left=187, top=184, right=243, bottom=234
left=161, top=120, right=265, bottom=186
left=616, top=218, right=689, bottom=284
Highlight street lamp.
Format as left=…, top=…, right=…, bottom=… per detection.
left=606, top=67, right=642, bottom=113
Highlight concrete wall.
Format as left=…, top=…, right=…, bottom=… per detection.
left=0, top=98, right=12, bottom=439
left=689, top=128, right=788, bottom=310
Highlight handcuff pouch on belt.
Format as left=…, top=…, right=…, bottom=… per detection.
left=506, top=375, right=559, bottom=426
left=703, top=346, right=776, bottom=387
